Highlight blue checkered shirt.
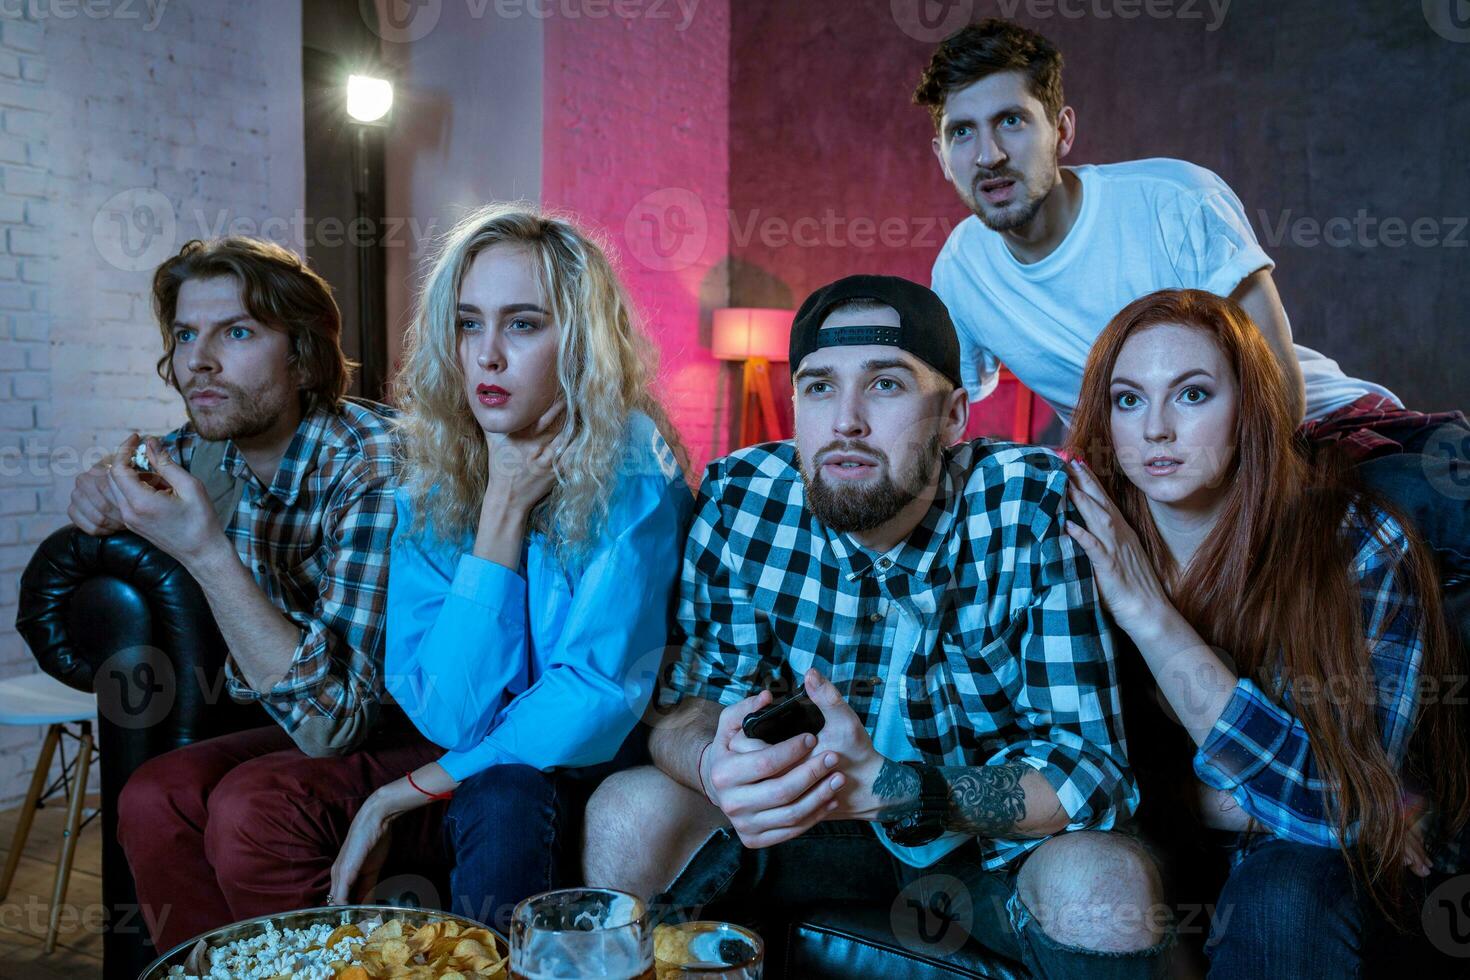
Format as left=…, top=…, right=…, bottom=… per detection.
left=1193, top=505, right=1467, bottom=870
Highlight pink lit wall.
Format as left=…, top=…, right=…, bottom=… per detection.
left=726, top=0, right=1052, bottom=442
left=402, top=0, right=1050, bottom=466
left=540, top=3, right=733, bottom=472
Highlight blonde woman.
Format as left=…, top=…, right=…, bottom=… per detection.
left=328, top=204, right=694, bottom=923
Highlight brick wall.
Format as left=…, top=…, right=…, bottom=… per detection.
left=0, top=12, right=49, bottom=788
left=541, top=0, right=732, bottom=472
left=0, top=1, right=303, bottom=810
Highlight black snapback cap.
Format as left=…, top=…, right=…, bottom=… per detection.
left=788, top=274, right=962, bottom=388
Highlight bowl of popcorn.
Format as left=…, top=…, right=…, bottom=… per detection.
left=139, top=904, right=508, bottom=980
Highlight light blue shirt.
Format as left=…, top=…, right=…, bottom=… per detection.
left=385, top=412, right=693, bottom=783
left=868, top=578, right=970, bottom=868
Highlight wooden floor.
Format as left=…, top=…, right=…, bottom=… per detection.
left=0, top=794, right=105, bottom=979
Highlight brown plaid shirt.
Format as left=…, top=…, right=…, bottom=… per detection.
left=162, top=399, right=398, bottom=754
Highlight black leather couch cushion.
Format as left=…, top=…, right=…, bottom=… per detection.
left=784, top=905, right=1026, bottom=979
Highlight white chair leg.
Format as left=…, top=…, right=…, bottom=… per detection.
left=45, top=722, right=92, bottom=955
left=0, top=722, right=61, bottom=902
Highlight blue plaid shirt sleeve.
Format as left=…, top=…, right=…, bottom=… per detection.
left=1192, top=510, right=1424, bottom=847
left=659, top=462, right=774, bottom=710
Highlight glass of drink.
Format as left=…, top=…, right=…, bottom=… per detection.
left=653, top=921, right=763, bottom=979
left=510, top=887, right=654, bottom=980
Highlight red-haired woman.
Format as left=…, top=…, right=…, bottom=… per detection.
left=1058, top=288, right=1468, bottom=977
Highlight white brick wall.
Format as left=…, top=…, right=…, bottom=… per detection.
left=0, top=1, right=303, bottom=810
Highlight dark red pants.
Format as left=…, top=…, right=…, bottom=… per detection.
left=117, top=720, right=448, bottom=953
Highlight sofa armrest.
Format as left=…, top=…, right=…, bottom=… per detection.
left=16, top=525, right=273, bottom=739
left=19, top=526, right=209, bottom=689
left=15, top=525, right=271, bottom=980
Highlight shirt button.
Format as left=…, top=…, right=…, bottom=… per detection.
left=869, top=611, right=883, bottom=623
left=877, top=557, right=891, bottom=569
left=255, top=562, right=267, bottom=573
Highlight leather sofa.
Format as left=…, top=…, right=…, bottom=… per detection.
left=15, top=526, right=1027, bottom=979
left=16, top=525, right=1469, bottom=978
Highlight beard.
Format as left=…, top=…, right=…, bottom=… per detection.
left=966, top=154, right=1058, bottom=233
left=972, top=187, right=1046, bottom=232
left=183, top=379, right=292, bottom=442
left=800, top=433, right=942, bottom=533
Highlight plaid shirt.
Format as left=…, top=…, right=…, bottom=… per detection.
left=162, top=399, right=398, bottom=754
left=660, top=438, right=1137, bottom=870
left=1299, top=393, right=1468, bottom=463
left=1193, top=505, right=1465, bottom=869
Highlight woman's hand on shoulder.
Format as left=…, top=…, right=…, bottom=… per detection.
left=1059, top=453, right=1175, bottom=641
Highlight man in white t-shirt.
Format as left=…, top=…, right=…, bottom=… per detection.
left=916, top=18, right=1467, bottom=587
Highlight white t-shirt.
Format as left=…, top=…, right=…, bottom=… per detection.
left=930, top=158, right=1399, bottom=426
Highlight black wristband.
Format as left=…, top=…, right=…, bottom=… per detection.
left=881, top=761, right=949, bottom=848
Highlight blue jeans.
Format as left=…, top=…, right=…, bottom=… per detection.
left=1205, top=839, right=1368, bottom=979
left=441, top=731, right=646, bottom=935
left=655, top=821, right=1173, bottom=979
left=1203, top=837, right=1469, bottom=979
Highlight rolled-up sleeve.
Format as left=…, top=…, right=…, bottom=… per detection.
left=931, top=252, right=999, bottom=406
left=434, top=474, right=693, bottom=783
left=225, top=466, right=396, bottom=756
left=1168, top=171, right=1274, bottom=298
left=1193, top=517, right=1423, bottom=847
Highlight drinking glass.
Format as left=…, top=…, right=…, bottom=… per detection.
left=510, top=887, right=654, bottom=980
left=652, top=921, right=763, bottom=978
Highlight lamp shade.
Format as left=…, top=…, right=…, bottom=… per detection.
left=712, top=307, right=794, bottom=362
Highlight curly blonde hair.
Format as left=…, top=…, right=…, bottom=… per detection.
left=394, top=203, right=690, bottom=558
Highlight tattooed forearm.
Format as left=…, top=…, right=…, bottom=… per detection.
left=872, top=759, right=921, bottom=820
left=936, top=762, right=1030, bottom=837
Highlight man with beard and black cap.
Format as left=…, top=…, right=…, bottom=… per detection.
left=583, top=275, right=1171, bottom=976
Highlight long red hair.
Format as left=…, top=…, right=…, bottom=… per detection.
left=1067, top=288, right=1468, bottom=914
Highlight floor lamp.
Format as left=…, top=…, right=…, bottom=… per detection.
left=713, top=307, right=794, bottom=448
left=345, top=73, right=393, bottom=398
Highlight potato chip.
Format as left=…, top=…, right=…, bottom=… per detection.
left=383, top=938, right=415, bottom=967
left=408, top=921, right=443, bottom=953
left=653, top=924, right=693, bottom=965
left=368, top=918, right=405, bottom=943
